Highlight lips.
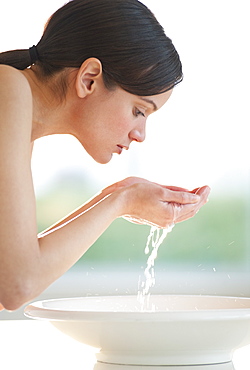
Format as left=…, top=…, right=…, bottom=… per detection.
left=116, top=145, right=129, bottom=154
left=116, top=145, right=123, bottom=154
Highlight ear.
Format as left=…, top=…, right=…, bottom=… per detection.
left=75, top=58, right=103, bottom=98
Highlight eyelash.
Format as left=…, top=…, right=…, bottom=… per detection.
left=134, top=108, right=145, bottom=118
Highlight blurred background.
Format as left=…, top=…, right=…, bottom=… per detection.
left=1, top=0, right=249, bottom=319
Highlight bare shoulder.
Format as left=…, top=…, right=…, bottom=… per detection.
left=0, top=65, right=33, bottom=132
left=0, top=64, right=30, bottom=83
left=0, top=65, right=32, bottom=101
left=0, top=64, right=29, bottom=80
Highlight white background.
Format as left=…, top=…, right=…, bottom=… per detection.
left=1, top=0, right=249, bottom=197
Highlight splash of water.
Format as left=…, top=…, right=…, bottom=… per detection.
left=137, top=223, right=175, bottom=311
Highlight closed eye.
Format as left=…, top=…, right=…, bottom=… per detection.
left=134, top=108, right=145, bottom=118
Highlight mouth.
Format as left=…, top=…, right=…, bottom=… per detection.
left=116, top=145, right=129, bottom=154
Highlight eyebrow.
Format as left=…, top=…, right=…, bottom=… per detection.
left=140, top=98, right=158, bottom=112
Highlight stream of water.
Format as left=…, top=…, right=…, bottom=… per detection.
left=137, top=223, right=175, bottom=311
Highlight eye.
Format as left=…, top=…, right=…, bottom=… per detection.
left=134, top=108, right=145, bottom=118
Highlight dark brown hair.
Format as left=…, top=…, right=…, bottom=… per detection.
left=0, top=0, right=183, bottom=96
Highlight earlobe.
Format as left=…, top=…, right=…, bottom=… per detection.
left=76, top=58, right=103, bottom=98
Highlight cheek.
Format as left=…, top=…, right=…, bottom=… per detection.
left=115, top=111, right=134, bottom=131
left=104, top=113, right=131, bottom=136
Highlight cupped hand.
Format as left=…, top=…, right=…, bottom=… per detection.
left=104, top=177, right=210, bottom=228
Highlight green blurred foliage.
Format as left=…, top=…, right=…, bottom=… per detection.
left=36, top=175, right=248, bottom=270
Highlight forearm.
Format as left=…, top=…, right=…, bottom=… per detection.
left=38, top=187, right=114, bottom=236
left=36, top=191, right=124, bottom=293
left=1, top=190, right=124, bottom=311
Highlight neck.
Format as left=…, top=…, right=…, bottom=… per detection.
left=21, top=67, right=75, bottom=141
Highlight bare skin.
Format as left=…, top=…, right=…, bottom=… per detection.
left=0, top=59, right=210, bottom=311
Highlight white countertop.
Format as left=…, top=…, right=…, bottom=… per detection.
left=0, top=320, right=97, bottom=369
left=0, top=320, right=250, bottom=370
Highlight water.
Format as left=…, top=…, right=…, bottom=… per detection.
left=138, top=223, right=175, bottom=311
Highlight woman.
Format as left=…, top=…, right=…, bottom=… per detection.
left=0, top=0, right=210, bottom=311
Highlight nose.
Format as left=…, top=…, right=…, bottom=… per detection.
left=129, top=122, right=146, bottom=143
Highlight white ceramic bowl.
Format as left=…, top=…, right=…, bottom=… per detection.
left=24, top=295, right=250, bottom=366
left=93, top=362, right=235, bottom=370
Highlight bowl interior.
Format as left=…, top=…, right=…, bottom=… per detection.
left=26, top=294, right=250, bottom=314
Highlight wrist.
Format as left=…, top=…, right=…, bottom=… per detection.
left=108, top=186, right=130, bottom=218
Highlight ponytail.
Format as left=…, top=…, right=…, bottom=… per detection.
left=0, top=49, right=33, bottom=70
left=0, top=0, right=183, bottom=96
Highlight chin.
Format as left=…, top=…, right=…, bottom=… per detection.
left=82, top=146, right=112, bottom=164
left=92, top=153, right=113, bottom=165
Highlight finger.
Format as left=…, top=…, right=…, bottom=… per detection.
left=172, top=203, right=199, bottom=223
left=190, top=187, right=201, bottom=194
left=172, top=193, right=209, bottom=223
left=162, top=189, right=200, bottom=205
left=196, top=185, right=211, bottom=195
left=195, top=186, right=211, bottom=203
left=162, top=185, right=189, bottom=192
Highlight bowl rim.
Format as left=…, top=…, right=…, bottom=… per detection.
left=24, top=294, right=250, bottom=322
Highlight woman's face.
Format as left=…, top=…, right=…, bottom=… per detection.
left=70, top=82, right=172, bottom=164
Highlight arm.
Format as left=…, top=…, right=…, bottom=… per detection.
left=0, top=67, right=210, bottom=311
left=0, top=66, right=40, bottom=310
left=0, top=71, right=126, bottom=309
left=38, top=186, right=115, bottom=236
left=40, top=177, right=209, bottom=233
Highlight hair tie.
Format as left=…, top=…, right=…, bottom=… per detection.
left=29, top=45, right=39, bottom=65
